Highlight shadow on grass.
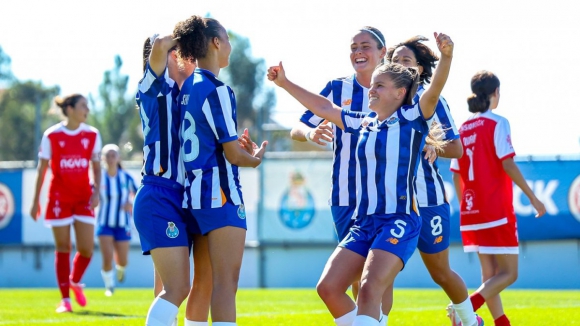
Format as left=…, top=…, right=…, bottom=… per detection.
left=74, top=311, right=144, bottom=318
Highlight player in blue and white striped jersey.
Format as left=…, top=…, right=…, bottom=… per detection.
left=290, top=27, right=387, bottom=324
left=133, top=34, right=213, bottom=326
left=269, top=32, right=454, bottom=326
left=382, top=36, right=483, bottom=326
left=173, top=16, right=267, bottom=325
left=96, top=144, right=137, bottom=297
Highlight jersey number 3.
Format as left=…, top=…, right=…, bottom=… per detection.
left=182, top=111, right=200, bottom=162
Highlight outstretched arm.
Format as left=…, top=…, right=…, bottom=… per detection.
left=267, top=62, right=345, bottom=130
left=419, top=32, right=453, bottom=119
left=290, top=121, right=333, bottom=145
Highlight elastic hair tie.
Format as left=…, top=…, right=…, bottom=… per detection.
left=361, top=28, right=385, bottom=48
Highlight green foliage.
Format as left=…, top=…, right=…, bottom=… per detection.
left=0, top=288, right=579, bottom=325
left=0, top=80, right=60, bottom=160
left=0, top=45, right=13, bottom=82
left=221, top=32, right=276, bottom=140
left=87, top=55, right=142, bottom=160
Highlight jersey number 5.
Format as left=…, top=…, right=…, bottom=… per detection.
left=182, top=111, right=200, bottom=162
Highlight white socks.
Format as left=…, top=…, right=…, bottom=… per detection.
left=335, top=307, right=358, bottom=326
left=146, top=297, right=179, bottom=326
left=184, top=320, right=208, bottom=326
left=101, top=269, right=115, bottom=289
left=352, top=315, right=379, bottom=326
left=453, top=298, right=477, bottom=326
left=212, top=323, right=236, bottom=326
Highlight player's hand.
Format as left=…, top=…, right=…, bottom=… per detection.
left=252, top=140, right=269, bottom=162
left=423, top=144, right=438, bottom=164
left=238, top=128, right=258, bottom=155
left=267, top=62, right=288, bottom=87
left=531, top=197, right=546, bottom=218
left=30, top=202, right=41, bottom=221
left=434, top=32, right=454, bottom=58
left=90, top=192, right=100, bottom=209
left=307, top=120, right=334, bottom=145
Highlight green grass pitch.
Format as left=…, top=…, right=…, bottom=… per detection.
left=0, top=288, right=579, bottom=325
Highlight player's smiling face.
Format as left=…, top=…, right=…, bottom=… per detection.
left=350, top=31, right=383, bottom=74
left=368, top=71, right=402, bottom=112
left=391, top=46, right=424, bottom=75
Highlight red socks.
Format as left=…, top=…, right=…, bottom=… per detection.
left=470, top=292, right=486, bottom=312
left=55, top=252, right=70, bottom=299
left=70, top=252, right=92, bottom=284
left=494, top=314, right=510, bottom=326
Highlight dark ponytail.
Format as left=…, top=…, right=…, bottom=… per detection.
left=468, top=70, right=500, bottom=113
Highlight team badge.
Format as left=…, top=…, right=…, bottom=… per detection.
left=387, top=117, right=399, bottom=125
left=166, top=222, right=179, bottom=238
left=237, top=204, right=246, bottom=220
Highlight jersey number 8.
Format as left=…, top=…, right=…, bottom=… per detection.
left=182, top=111, right=200, bottom=162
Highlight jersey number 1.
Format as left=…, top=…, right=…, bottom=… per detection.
left=466, top=147, right=475, bottom=181
left=182, top=111, right=200, bottom=162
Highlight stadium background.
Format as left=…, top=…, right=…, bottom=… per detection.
left=1, top=153, right=579, bottom=289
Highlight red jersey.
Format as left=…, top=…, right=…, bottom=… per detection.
left=450, top=111, right=516, bottom=230
left=39, top=123, right=102, bottom=203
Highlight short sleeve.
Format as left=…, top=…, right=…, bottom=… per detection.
left=494, top=117, right=515, bottom=160
left=203, top=85, right=239, bottom=144
left=137, top=62, right=169, bottom=97
left=341, top=110, right=369, bottom=134
left=450, top=158, right=460, bottom=172
left=38, top=134, right=51, bottom=160
left=299, top=81, right=333, bottom=128
left=434, top=96, right=460, bottom=141
left=400, top=103, right=429, bottom=134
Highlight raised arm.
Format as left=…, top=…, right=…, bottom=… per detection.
left=419, top=32, right=453, bottom=119
left=268, top=62, right=345, bottom=130
left=149, top=34, right=177, bottom=77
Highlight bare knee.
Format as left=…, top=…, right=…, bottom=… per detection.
left=430, top=269, right=453, bottom=286
left=316, top=279, right=337, bottom=302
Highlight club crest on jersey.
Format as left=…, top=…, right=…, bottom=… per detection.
left=59, top=141, right=65, bottom=147
left=81, top=138, right=89, bottom=149
left=181, top=94, right=190, bottom=105
left=166, top=222, right=179, bottom=238
left=387, top=117, right=399, bottom=125
left=237, top=204, right=246, bottom=219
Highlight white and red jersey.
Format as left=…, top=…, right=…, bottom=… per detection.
left=450, top=110, right=515, bottom=230
left=39, top=122, right=102, bottom=203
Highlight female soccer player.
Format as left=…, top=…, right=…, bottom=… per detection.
left=96, top=144, right=137, bottom=297
left=289, top=27, right=386, bottom=323
left=380, top=36, right=483, bottom=326
left=450, top=71, right=546, bottom=326
left=134, top=34, right=212, bottom=326
left=269, top=32, right=454, bottom=326
left=30, top=94, right=102, bottom=313
left=173, top=16, right=267, bottom=325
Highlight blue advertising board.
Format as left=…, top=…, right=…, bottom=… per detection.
left=0, top=170, right=23, bottom=245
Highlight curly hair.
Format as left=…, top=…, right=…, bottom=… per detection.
left=375, top=63, right=420, bottom=106
left=173, top=16, right=224, bottom=62
left=54, top=94, right=84, bottom=117
left=386, top=36, right=439, bottom=85
left=467, top=70, right=500, bottom=113
left=142, top=37, right=152, bottom=73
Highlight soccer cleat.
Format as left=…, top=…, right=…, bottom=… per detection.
left=70, top=281, right=87, bottom=307
left=105, top=287, right=114, bottom=297
left=55, top=299, right=72, bottom=313
left=446, top=303, right=484, bottom=326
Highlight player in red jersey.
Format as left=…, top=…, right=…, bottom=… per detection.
left=30, top=94, right=102, bottom=313
left=450, top=71, right=546, bottom=326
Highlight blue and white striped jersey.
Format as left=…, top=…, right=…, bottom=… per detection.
left=179, top=68, right=243, bottom=209
left=413, top=85, right=459, bottom=207
left=300, top=75, right=370, bottom=207
left=135, top=63, right=185, bottom=185
left=341, top=104, right=429, bottom=218
left=97, top=168, right=137, bottom=228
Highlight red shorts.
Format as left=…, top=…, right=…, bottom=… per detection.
left=45, top=198, right=95, bottom=227
left=461, top=220, right=519, bottom=254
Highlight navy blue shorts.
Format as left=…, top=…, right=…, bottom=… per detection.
left=190, top=202, right=247, bottom=235
left=331, top=206, right=356, bottom=242
left=96, top=224, right=131, bottom=241
left=133, top=176, right=201, bottom=255
left=339, top=212, right=421, bottom=268
left=417, top=203, right=451, bottom=254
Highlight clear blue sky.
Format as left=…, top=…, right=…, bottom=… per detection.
left=1, top=0, right=579, bottom=156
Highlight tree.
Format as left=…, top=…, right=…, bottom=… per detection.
left=220, top=32, right=276, bottom=142
left=0, top=80, right=60, bottom=160
left=88, top=55, right=142, bottom=160
left=0, top=45, right=13, bottom=82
